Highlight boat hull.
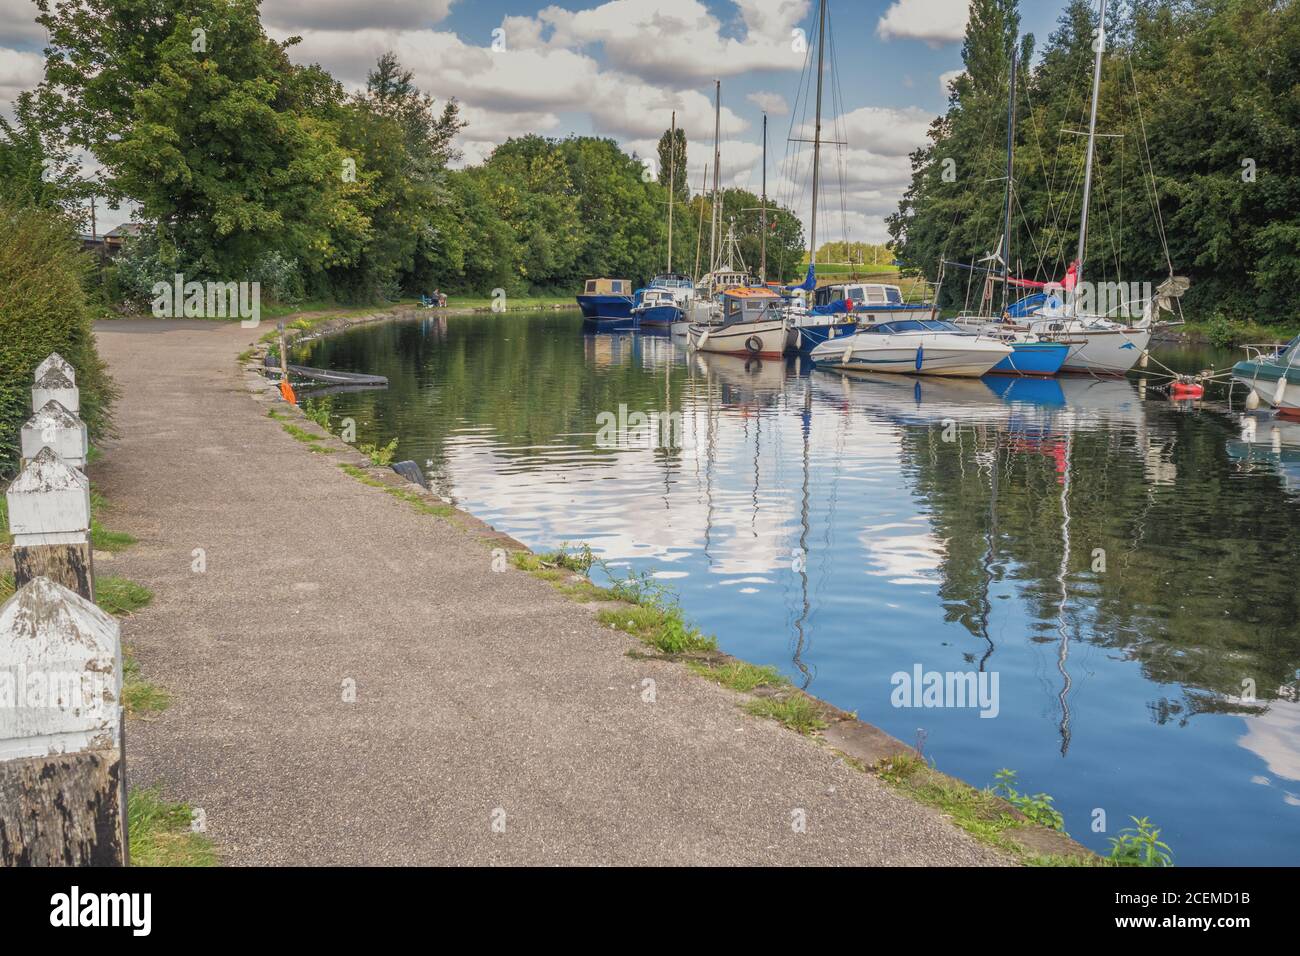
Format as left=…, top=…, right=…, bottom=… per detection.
left=787, top=319, right=857, bottom=353
left=633, top=303, right=684, bottom=332
left=1029, top=322, right=1151, bottom=373
left=688, top=320, right=788, bottom=358
left=810, top=334, right=1012, bottom=378
left=577, top=293, right=636, bottom=329
left=988, top=342, right=1070, bottom=376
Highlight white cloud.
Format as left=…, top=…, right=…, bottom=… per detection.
left=939, top=69, right=964, bottom=97
left=0, top=47, right=42, bottom=114
left=877, top=0, right=968, bottom=46
left=746, top=91, right=789, bottom=115
left=0, top=0, right=44, bottom=48
left=504, top=0, right=810, bottom=83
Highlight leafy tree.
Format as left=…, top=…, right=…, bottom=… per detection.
left=656, top=125, right=688, bottom=203
left=34, top=0, right=369, bottom=280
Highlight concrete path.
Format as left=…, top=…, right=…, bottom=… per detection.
left=93, top=318, right=1009, bottom=866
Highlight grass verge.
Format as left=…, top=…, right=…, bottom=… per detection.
left=123, top=651, right=171, bottom=716
left=744, top=693, right=828, bottom=735
left=686, top=659, right=787, bottom=692
left=338, top=463, right=453, bottom=517
left=127, top=788, right=218, bottom=866
left=96, top=575, right=154, bottom=616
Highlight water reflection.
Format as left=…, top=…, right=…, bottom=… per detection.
left=302, top=312, right=1300, bottom=864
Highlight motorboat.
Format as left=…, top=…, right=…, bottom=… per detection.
left=808, top=318, right=1012, bottom=377
left=688, top=287, right=789, bottom=358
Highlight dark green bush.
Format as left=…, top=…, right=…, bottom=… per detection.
left=0, top=201, right=115, bottom=477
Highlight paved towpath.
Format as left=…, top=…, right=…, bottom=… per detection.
left=93, top=317, right=1009, bottom=865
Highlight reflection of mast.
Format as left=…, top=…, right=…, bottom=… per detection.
left=1055, top=431, right=1075, bottom=755
left=791, top=378, right=814, bottom=687
left=974, top=432, right=999, bottom=671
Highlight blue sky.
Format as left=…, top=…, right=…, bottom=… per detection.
left=0, top=0, right=1074, bottom=239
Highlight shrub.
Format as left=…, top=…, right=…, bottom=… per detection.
left=0, top=201, right=116, bottom=477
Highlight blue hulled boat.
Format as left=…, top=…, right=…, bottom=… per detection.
left=577, top=278, right=636, bottom=329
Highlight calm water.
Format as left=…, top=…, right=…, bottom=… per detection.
left=301, top=311, right=1300, bottom=865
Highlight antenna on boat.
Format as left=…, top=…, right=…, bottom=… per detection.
left=1071, top=0, right=1107, bottom=316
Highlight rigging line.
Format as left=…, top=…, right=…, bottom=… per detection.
left=1126, top=51, right=1173, bottom=277
left=1013, top=187, right=1050, bottom=278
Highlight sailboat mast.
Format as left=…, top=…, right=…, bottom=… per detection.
left=760, top=113, right=768, bottom=284
left=1073, top=0, right=1107, bottom=313
left=667, top=111, right=676, bottom=274
left=1001, top=47, right=1018, bottom=315
left=694, top=162, right=709, bottom=280
left=710, top=80, right=721, bottom=272
left=808, top=0, right=827, bottom=268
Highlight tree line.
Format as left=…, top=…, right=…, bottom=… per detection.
left=0, top=0, right=806, bottom=307
left=888, top=0, right=1300, bottom=324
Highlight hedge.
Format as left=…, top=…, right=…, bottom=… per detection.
left=0, top=201, right=115, bottom=477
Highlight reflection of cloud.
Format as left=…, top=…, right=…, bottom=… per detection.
left=860, top=519, right=944, bottom=585
left=1238, top=697, right=1300, bottom=783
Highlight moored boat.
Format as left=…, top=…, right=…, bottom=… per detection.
left=688, top=287, right=789, bottom=358
left=1233, top=335, right=1300, bottom=415
left=632, top=287, right=685, bottom=333
left=577, top=278, right=636, bottom=329
left=808, top=318, right=1012, bottom=377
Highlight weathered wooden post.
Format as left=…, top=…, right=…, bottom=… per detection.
left=32, top=366, right=79, bottom=415
left=6, top=447, right=95, bottom=601
left=0, top=577, right=127, bottom=866
left=20, top=399, right=87, bottom=470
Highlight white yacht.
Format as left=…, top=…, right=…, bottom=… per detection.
left=809, top=318, right=1012, bottom=377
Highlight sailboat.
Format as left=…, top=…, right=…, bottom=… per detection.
left=689, top=81, right=756, bottom=326
left=1018, top=0, right=1183, bottom=373
left=947, top=46, right=1071, bottom=377
left=782, top=0, right=858, bottom=354
left=633, top=111, right=694, bottom=334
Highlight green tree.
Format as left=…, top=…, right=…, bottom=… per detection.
left=656, top=125, right=688, bottom=203
left=35, top=0, right=369, bottom=281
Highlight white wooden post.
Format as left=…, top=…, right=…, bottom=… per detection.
left=32, top=366, right=79, bottom=415
left=21, top=400, right=87, bottom=469
left=35, top=352, right=76, bottom=386
left=0, top=577, right=127, bottom=866
left=6, top=446, right=95, bottom=601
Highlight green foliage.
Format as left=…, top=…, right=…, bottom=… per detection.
left=127, top=788, right=218, bottom=866
left=95, top=576, right=154, bottom=616
left=686, top=659, right=787, bottom=692
left=123, top=653, right=171, bottom=716
left=1205, top=313, right=1240, bottom=348
left=359, top=438, right=398, bottom=466
left=744, top=694, right=829, bottom=736
left=1108, top=815, right=1174, bottom=867
left=0, top=201, right=116, bottom=477
left=992, top=768, right=1066, bottom=831
left=889, top=0, right=1300, bottom=324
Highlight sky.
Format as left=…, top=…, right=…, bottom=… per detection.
left=0, top=0, right=1072, bottom=241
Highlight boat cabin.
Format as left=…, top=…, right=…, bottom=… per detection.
left=721, top=287, right=784, bottom=323
left=638, top=289, right=678, bottom=308
left=814, top=282, right=907, bottom=308
left=649, top=273, right=694, bottom=290
left=582, top=278, right=632, bottom=296
left=862, top=319, right=970, bottom=335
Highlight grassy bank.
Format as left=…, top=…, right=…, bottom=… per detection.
left=127, top=788, right=218, bottom=866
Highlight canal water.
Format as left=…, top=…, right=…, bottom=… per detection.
left=301, top=310, right=1300, bottom=865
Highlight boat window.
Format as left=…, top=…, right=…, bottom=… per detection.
left=585, top=281, right=596, bottom=293
left=864, top=285, right=887, bottom=304
left=885, top=286, right=903, bottom=304
left=846, top=286, right=865, bottom=302
left=612, top=281, right=624, bottom=293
